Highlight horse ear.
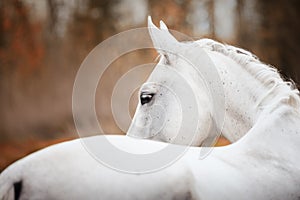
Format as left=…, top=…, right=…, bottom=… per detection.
left=148, top=16, right=178, bottom=55
left=159, top=20, right=169, bottom=31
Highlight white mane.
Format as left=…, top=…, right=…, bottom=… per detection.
left=196, top=38, right=300, bottom=109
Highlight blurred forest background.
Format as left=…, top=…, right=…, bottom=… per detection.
left=0, top=0, right=299, bottom=171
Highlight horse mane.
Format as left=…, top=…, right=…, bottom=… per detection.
left=195, top=38, right=300, bottom=109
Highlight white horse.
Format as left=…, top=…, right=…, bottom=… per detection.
left=1, top=17, right=300, bottom=200
left=127, top=18, right=255, bottom=146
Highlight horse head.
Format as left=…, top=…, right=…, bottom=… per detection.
left=127, top=17, right=214, bottom=146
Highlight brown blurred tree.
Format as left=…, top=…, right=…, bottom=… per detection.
left=236, top=0, right=300, bottom=83
left=0, top=0, right=45, bottom=139
left=207, top=0, right=215, bottom=38
left=236, top=0, right=258, bottom=48
left=70, top=0, right=119, bottom=45
left=0, top=0, right=44, bottom=74
left=149, top=0, right=192, bottom=33
left=256, top=0, right=300, bottom=83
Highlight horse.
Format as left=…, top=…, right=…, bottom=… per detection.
left=1, top=17, right=300, bottom=199
left=127, top=18, right=254, bottom=146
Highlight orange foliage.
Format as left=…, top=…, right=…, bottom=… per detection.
left=0, top=0, right=44, bottom=74
left=215, top=136, right=231, bottom=147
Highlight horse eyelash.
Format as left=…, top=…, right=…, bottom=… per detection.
left=163, top=53, right=171, bottom=65
left=154, top=53, right=170, bottom=65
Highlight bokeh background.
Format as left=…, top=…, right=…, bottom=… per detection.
left=0, top=0, right=299, bottom=171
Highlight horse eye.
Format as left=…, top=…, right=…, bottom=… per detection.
left=140, top=93, right=154, bottom=105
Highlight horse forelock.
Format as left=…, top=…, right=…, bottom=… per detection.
left=194, top=38, right=300, bottom=109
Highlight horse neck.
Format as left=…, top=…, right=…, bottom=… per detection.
left=207, top=51, right=276, bottom=142
left=173, top=51, right=258, bottom=143
left=207, top=49, right=300, bottom=144
left=236, top=103, right=300, bottom=158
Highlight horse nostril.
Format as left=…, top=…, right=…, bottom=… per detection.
left=140, top=93, right=154, bottom=105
